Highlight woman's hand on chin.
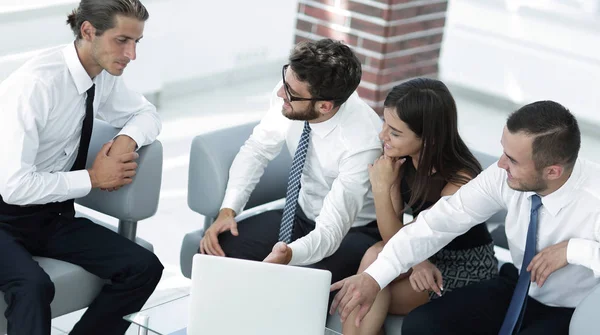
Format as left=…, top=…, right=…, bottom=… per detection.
left=369, top=155, right=406, bottom=194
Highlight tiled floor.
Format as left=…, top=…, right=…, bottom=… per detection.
left=48, top=73, right=600, bottom=334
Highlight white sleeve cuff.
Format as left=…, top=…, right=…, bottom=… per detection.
left=364, top=258, right=400, bottom=290
left=289, top=242, right=310, bottom=266
left=567, top=238, right=598, bottom=268
left=64, top=170, right=92, bottom=199
left=220, top=191, right=245, bottom=217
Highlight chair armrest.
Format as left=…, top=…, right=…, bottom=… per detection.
left=180, top=198, right=286, bottom=279
left=570, top=283, right=600, bottom=334
left=200, top=198, right=286, bottom=237
left=234, top=198, right=286, bottom=222
left=180, top=229, right=204, bottom=278
left=75, top=119, right=163, bottom=221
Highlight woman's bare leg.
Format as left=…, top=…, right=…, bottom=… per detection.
left=342, top=242, right=390, bottom=335
left=342, top=241, right=429, bottom=335
left=387, top=277, right=429, bottom=315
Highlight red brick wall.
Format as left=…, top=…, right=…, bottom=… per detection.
left=294, top=0, right=448, bottom=112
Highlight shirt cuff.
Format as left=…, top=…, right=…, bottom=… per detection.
left=65, top=170, right=92, bottom=199
left=567, top=238, right=598, bottom=268
left=115, top=127, right=144, bottom=151
left=220, top=192, right=244, bottom=217
left=289, top=242, right=310, bottom=266
left=364, top=258, right=400, bottom=290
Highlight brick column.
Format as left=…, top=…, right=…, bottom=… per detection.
left=294, top=0, right=448, bottom=112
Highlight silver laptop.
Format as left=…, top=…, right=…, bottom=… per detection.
left=187, top=254, right=332, bottom=335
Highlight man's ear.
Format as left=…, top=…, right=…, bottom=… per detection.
left=80, top=21, right=96, bottom=41
left=544, top=164, right=564, bottom=181
left=317, top=101, right=335, bottom=115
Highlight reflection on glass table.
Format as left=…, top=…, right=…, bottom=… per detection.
left=124, top=293, right=342, bottom=335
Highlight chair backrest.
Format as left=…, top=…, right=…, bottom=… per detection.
left=75, top=119, right=163, bottom=221
left=187, top=121, right=292, bottom=219
left=472, top=150, right=499, bottom=171
left=470, top=149, right=509, bottom=248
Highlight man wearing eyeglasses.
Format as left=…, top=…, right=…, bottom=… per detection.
left=199, top=38, right=383, bottom=286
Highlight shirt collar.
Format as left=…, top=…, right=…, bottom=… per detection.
left=307, top=97, right=347, bottom=138
left=528, top=159, right=582, bottom=217
left=62, top=42, right=94, bottom=95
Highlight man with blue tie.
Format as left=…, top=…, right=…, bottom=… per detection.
left=330, top=101, right=600, bottom=334
left=198, top=38, right=383, bottom=286
left=0, top=1, right=163, bottom=334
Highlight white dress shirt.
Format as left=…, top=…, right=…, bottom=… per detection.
left=221, top=83, right=382, bottom=266
left=365, top=158, right=600, bottom=308
left=0, top=43, right=161, bottom=206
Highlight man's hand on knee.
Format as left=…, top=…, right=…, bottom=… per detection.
left=329, top=272, right=381, bottom=327
left=199, top=208, right=238, bottom=257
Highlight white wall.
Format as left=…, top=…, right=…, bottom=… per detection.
left=138, top=0, right=298, bottom=96
left=440, top=0, right=600, bottom=125
left=0, top=0, right=298, bottom=97
left=3, top=0, right=600, bottom=126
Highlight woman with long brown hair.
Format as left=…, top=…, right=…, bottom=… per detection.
left=343, top=78, right=498, bottom=334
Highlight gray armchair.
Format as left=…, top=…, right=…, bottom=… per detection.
left=570, top=282, right=600, bottom=334
left=0, top=119, right=163, bottom=333
left=180, top=120, right=597, bottom=334
left=180, top=121, right=291, bottom=278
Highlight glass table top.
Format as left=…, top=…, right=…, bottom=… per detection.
left=124, top=293, right=342, bottom=335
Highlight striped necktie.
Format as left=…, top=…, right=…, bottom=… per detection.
left=279, top=121, right=311, bottom=243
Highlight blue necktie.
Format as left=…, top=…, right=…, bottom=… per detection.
left=499, top=194, right=543, bottom=335
left=279, top=121, right=311, bottom=243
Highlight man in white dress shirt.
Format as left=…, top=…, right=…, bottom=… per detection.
left=330, top=101, right=599, bottom=334
left=199, top=39, right=383, bottom=287
left=0, top=1, right=163, bottom=334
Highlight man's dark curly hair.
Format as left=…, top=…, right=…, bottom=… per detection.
left=288, top=39, right=362, bottom=108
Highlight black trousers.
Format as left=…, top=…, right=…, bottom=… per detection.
left=402, top=263, right=575, bottom=335
left=0, top=210, right=164, bottom=335
left=217, top=209, right=381, bottom=287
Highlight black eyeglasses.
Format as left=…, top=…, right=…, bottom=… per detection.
left=282, top=64, right=336, bottom=102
